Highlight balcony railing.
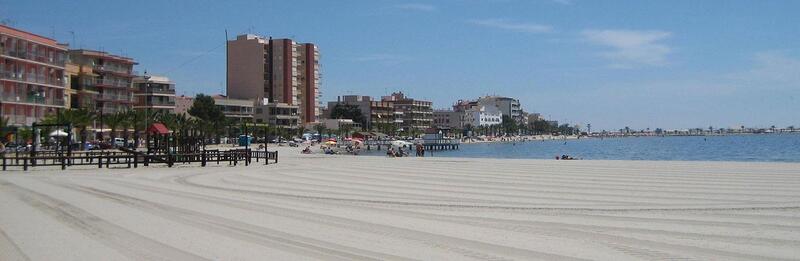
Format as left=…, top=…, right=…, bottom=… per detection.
left=144, top=100, right=176, bottom=106
left=0, top=92, right=65, bottom=106
left=0, top=70, right=65, bottom=87
left=88, top=78, right=131, bottom=88
left=95, top=65, right=132, bottom=75
left=99, top=93, right=133, bottom=102
left=139, top=88, right=176, bottom=95
left=1, top=50, right=66, bottom=67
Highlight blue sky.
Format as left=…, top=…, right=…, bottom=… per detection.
left=3, top=0, right=798, bottom=131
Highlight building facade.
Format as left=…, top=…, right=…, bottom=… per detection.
left=381, top=92, right=432, bottom=132
left=212, top=95, right=253, bottom=122
left=464, top=105, right=503, bottom=127
left=174, top=95, right=193, bottom=115
left=132, top=75, right=175, bottom=114
left=433, top=109, right=464, bottom=130
left=0, top=25, right=69, bottom=126
left=325, top=95, right=398, bottom=130
left=68, top=49, right=136, bottom=114
left=477, top=96, right=523, bottom=123
left=254, top=101, right=300, bottom=128
left=227, top=34, right=320, bottom=125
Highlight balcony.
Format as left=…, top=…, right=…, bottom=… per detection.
left=0, top=92, right=65, bottom=107
left=0, top=70, right=65, bottom=87
left=90, top=78, right=131, bottom=88
left=143, top=100, right=176, bottom=107
left=98, top=93, right=133, bottom=103
left=94, top=65, right=132, bottom=76
left=139, top=88, right=176, bottom=95
left=1, top=49, right=67, bottom=67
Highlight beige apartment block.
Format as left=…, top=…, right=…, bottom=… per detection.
left=226, top=34, right=320, bottom=126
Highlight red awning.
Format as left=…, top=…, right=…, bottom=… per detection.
left=147, top=123, right=170, bottom=135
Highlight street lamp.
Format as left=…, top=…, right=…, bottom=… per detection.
left=143, top=71, right=151, bottom=152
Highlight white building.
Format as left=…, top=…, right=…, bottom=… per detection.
left=465, top=105, right=502, bottom=127
left=477, top=96, right=523, bottom=123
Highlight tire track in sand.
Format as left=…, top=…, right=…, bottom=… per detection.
left=0, top=226, right=30, bottom=261
left=0, top=180, right=206, bottom=261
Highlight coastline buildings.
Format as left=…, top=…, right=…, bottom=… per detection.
left=132, top=75, right=176, bottom=114
left=464, top=105, right=503, bottom=127
left=226, top=34, right=320, bottom=126
left=325, top=95, right=398, bottom=130
left=68, top=49, right=137, bottom=114
left=254, top=100, right=300, bottom=128
left=477, top=96, right=523, bottom=123
left=433, top=109, right=463, bottom=130
left=0, top=25, right=69, bottom=126
left=381, top=92, right=432, bottom=132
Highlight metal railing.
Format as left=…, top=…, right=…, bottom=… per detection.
left=0, top=92, right=65, bottom=106
left=1, top=50, right=66, bottom=67
left=0, top=70, right=65, bottom=87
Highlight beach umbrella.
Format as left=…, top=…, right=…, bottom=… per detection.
left=49, top=130, right=69, bottom=137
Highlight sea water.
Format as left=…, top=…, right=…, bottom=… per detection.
left=366, top=134, right=800, bottom=162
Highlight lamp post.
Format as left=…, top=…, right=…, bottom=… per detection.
left=143, top=72, right=151, bottom=152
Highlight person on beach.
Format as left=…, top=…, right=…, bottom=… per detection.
left=387, top=147, right=395, bottom=157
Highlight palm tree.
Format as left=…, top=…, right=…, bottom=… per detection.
left=66, top=109, right=94, bottom=150
left=313, top=124, right=327, bottom=142
left=103, top=112, right=128, bottom=142
left=0, top=117, right=9, bottom=149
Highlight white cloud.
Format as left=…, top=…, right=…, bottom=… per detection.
left=733, top=51, right=800, bottom=85
left=394, top=3, right=437, bottom=12
left=581, top=29, right=672, bottom=68
left=469, top=19, right=553, bottom=33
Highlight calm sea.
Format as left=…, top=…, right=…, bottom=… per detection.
left=364, top=134, right=800, bottom=162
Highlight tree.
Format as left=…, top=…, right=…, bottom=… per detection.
left=103, top=112, right=129, bottom=141
left=188, top=94, right=225, bottom=122
left=313, top=124, right=327, bottom=142
left=501, top=115, right=518, bottom=136
left=0, top=117, right=9, bottom=148
left=532, top=120, right=552, bottom=134
left=329, top=104, right=366, bottom=127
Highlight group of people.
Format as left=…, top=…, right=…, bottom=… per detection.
left=556, top=154, right=577, bottom=160
left=386, top=144, right=426, bottom=158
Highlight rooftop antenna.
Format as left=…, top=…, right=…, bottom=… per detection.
left=69, top=31, right=76, bottom=47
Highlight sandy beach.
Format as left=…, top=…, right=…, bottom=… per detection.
left=1, top=148, right=799, bottom=260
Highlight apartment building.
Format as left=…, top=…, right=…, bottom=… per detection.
left=132, top=75, right=176, bottom=114
left=433, top=109, right=464, bottom=130
left=226, top=34, right=320, bottom=126
left=0, top=25, right=69, bottom=126
left=174, top=95, right=254, bottom=122
left=254, top=101, right=300, bottom=129
left=68, top=49, right=136, bottom=114
left=477, top=96, right=523, bottom=123
left=381, top=92, right=432, bottom=132
left=325, top=95, right=399, bottom=130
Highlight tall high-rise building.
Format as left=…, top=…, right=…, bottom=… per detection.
left=68, top=49, right=137, bottom=114
left=0, top=25, right=69, bottom=126
left=227, top=34, right=320, bottom=125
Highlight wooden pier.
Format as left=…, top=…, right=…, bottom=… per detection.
left=359, top=139, right=460, bottom=151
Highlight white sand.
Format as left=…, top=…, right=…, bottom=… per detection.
left=1, top=149, right=799, bottom=260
